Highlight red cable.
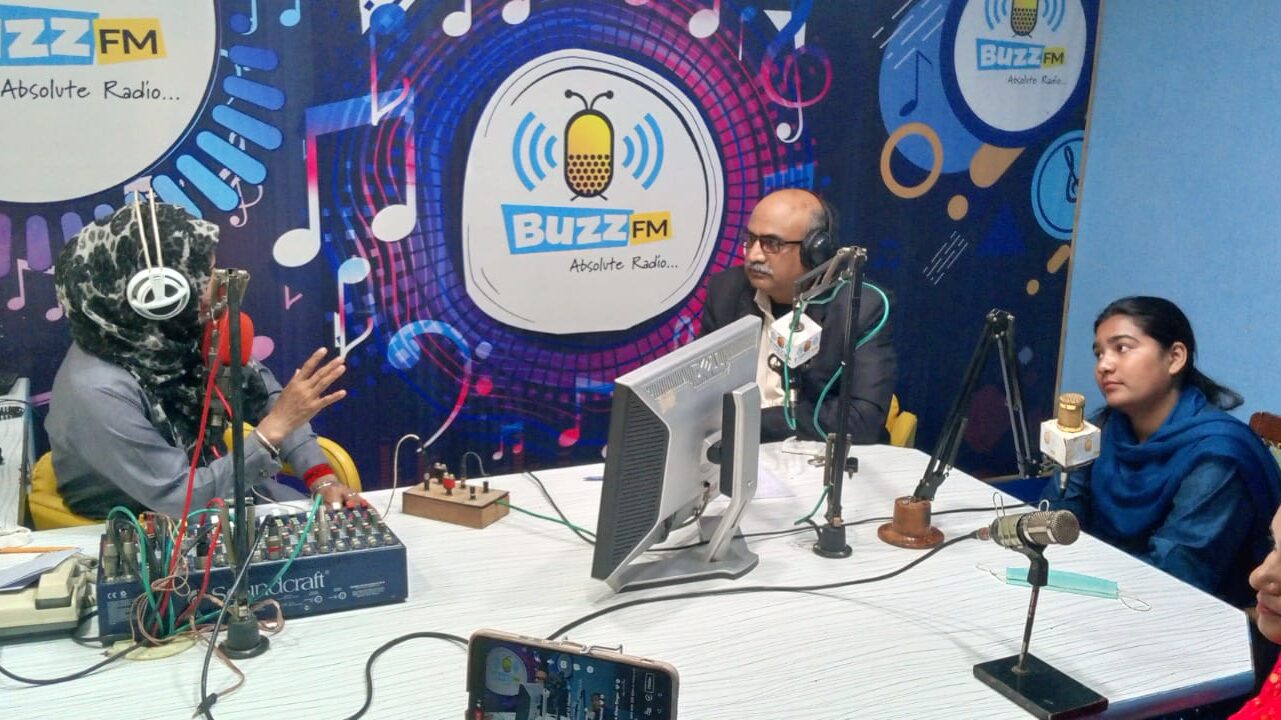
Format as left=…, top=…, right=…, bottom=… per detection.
left=156, top=354, right=221, bottom=624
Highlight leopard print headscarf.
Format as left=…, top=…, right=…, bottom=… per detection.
left=54, top=202, right=267, bottom=461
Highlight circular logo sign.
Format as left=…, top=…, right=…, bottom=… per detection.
left=463, top=49, right=724, bottom=334
left=0, top=1, right=216, bottom=203
left=942, top=0, right=1093, bottom=145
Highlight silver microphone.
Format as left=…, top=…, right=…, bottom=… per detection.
left=978, top=510, right=1080, bottom=548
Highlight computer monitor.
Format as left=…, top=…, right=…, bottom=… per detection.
left=591, top=315, right=762, bottom=592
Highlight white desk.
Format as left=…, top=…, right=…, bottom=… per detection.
left=0, top=377, right=32, bottom=529
left=0, top=444, right=1254, bottom=718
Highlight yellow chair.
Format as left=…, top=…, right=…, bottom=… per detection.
left=27, top=432, right=361, bottom=530
left=884, top=394, right=918, bottom=448
left=28, top=453, right=97, bottom=530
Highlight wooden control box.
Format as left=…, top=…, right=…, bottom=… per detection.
left=401, top=479, right=508, bottom=529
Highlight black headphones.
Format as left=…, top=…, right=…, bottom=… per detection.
left=798, top=190, right=837, bottom=270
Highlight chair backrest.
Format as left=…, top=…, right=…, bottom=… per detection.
left=885, top=394, right=918, bottom=449
left=223, top=427, right=363, bottom=492
left=1251, top=412, right=1281, bottom=470
left=27, top=452, right=98, bottom=530
left=29, top=433, right=363, bottom=530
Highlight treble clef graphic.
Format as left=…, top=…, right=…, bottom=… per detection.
left=1063, top=145, right=1079, bottom=204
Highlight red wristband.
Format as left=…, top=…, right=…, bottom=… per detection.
left=303, top=463, right=335, bottom=489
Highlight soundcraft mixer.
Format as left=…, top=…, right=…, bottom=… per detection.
left=95, top=505, right=408, bottom=642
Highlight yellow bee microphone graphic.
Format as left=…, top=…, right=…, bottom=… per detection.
left=564, top=89, right=614, bottom=199
left=1011, top=0, right=1039, bottom=36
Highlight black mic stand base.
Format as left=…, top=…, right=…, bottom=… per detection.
left=811, top=524, right=852, bottom=558
left=220, top=604, right=270, bottom=660
left=973, top=654, right=1107, bottom=720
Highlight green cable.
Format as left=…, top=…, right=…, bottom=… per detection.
left=182, top=495, right=325, bottom=633
left=106, top=507, right=159, bottom=615
left=811, top=282, right=891, bottom=437
left=251, top=494, right=323, bottom=603
left=782, top=282, right=891, bottom=437
left=795, top=486, right=830, bottom=526
left=498, top=499, right=597, bottom=538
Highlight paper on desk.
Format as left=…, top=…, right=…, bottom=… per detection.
left=0, top=549, right=76, bottom=591
left=755, top=460, right=793, bottom=499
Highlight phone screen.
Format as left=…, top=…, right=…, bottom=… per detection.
left=467, top=635, right=674, bottom=720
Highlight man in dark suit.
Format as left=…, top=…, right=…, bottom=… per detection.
left=699, top=188, right=896, bottom=444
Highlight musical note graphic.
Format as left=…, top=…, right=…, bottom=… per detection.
left=251, top=335, right=275, bottom=361
left=227, top=176, right=264, bottom=228
left=492, top=422, right=525, bottom=461
left=688, top=0, right=720, bottom=38
left=442, top=0, right=472, bottom=37
left=386, top=320, right=474, bottom=451
left=333, top=257, right=375, bottom=360
left=1063, top=146, right=1079, bottom=203
left=502, top=0, right=531, bottom=24
left=371, top=115, right=418, bottom=242
left=759, top=1, right=831, bottom=122
left=283, top=285, right=303, bottom=310
left=558, top=377, right=612, bottom=447
left=368, top=38, right=411, bottom=127
left=280, top=0, right=301, bottom=27
left=775, top=59, right=804, bottom=143
left=7, top=259, right=63, bottom=321
left=898, top=50, right=932, bottom=117
left=230, top=0, right=259, bottom=35
left=274, top=91, right=416, bottom=267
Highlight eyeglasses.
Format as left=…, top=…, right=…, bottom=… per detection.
left=740, top=230, right=802, bottom=255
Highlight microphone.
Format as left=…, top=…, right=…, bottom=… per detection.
left=766, top=309, right=822, bottom=368
left=202, top=311, right=254, bottom=434
left=203, top=311, right=254, bottom=368
left=978, top=510, right=1080, bottom=548
left=1039, top=392, right=1100, bottom=492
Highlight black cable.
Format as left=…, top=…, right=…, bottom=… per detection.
left=648, top=525, right=816, bottom=552
left=548, top=531, right=978, bottom=640
left=341, top=631, right=467, bottom=720
left=195, top=524, right=269, bottom=720
left=70, top=610, right=103, bottom=648
left=0, top=640, right=142, bottom=685
left=524, top=471, right=596, bottom=546
left=846, top=504, right=1021, bottom=528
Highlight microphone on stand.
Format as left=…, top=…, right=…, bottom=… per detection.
left=766, top=310, right=822, bottom=369
left=1039, top=393, right=1100, bottom=493
left=202, top=311, right=255, bottom=436
left=977, top=509, right=1080, bottom=549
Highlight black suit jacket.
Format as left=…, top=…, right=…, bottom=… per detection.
left=699, top=267, right=896, bottom=444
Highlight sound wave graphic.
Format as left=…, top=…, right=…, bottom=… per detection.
left=984, top=0, right=1066, bottom=34
left=619, top=113, right=664, bottom=190
left=512, top=111, right=560, bottom=191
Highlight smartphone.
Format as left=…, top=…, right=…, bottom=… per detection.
left=466, top=628, right=679, bottom=720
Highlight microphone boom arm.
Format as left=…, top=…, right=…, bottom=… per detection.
left=911, top=309, right=1041, bottom=502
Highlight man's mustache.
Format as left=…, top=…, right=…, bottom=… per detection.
left=745, top=262, right=772, bottom=276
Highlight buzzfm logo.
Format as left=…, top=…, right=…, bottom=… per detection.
left=503, top=87, right=672, bottom=256
left=0, top=5, right=165, bottom=65
left=975, top=0, right=1067, bottom=71
left=463, top=50, right=723, bottom=334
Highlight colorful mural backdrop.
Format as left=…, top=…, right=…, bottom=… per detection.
left=0, top=0, right=1098, bottom=484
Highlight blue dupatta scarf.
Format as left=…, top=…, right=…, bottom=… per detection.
left=1092, top=386, right=1281, bottom=540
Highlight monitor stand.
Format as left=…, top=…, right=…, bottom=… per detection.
left=609, top=382, right=761, bottom=592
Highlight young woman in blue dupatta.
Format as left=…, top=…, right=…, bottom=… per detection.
left=1042, top=296, right=1281, bottom=606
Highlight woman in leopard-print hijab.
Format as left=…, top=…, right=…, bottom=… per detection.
left=53, top=201, right=268, bottom=462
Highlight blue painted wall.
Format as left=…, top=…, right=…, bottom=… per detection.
left=1060, top=1, right=1281, bottom=419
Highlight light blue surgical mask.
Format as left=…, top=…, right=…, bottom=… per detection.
left=978, top=564, right=1150, bottom=611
